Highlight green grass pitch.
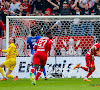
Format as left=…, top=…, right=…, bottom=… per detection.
left=0, top=78, right=100, bottom=90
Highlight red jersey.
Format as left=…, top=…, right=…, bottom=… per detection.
left=0, top=21, right=5, bottom=31
left=21, top=3, right=31, bottom=13
left=87, top=42, right=100, bottom=56
left=34, top=37, right=53, bottom=54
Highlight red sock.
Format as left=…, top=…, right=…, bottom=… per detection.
left=81, top=66, right=88, bottom=71
left=86, top=69, right=95, bottom=78
left=31, top=67, right=36, bottom=73
left=35, top=68, right=43, bottom=80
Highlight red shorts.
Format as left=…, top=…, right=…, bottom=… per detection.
left=33, top=51, right=47, bottom=66
left=85, top=54, right=94, bottom=68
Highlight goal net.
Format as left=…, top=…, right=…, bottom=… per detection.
left=5, top=16, right=100, bottom=57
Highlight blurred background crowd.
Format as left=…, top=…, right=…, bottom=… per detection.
left=0, top=0, right=100, bottom=23
left=0, top=0, right=100, bottom=37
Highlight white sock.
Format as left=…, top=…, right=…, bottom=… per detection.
left=84, top=76, right=88, bottom=79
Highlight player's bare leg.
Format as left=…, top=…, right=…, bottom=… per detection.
left=74, top=64, right=95, bottom=81
left=30, top=64, right=38, bottom=85
left=0, top=63, right=7, bottom=81
left=6, top=70, right=18, bottom=81
left=83, top=65, right=95, bottom=81
left=74, top=64, right=89, bottom=71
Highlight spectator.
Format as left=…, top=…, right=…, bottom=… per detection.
left=47, top=0, right=78, bottom=15
left=72, top=6, right=82, bottom=15
left=1, top=1, right=10, bottom=16
left=42, top=19, right=50, bottom=36
left=21, top=0, right=31, bottom=13
left=95, top=3, right=100, bottom=15
left=70, top=19, right=83, bottom=36
left=81, top=21, right=94, bottom=36
left=75, top=0, right=86, bottom=8
left=15, top=4, right=27, bottom=16
left=49, top=20, right=62, bottom=36
left=0, top=5, right=6, bottom=24
left=0, top=17, right=6, bottom=37
left=30, top=0, right=45, bottom=14
left=53, top=0, right=60, bottom=15
left=44, top=8, right=54, bottom=16
left=77, top=1, right=97, bottom=15
left=87, top=0, right=95, bottom=8
left=45, top=0, right=54, bottom=12
left=9, top=0, right=20, bottom=12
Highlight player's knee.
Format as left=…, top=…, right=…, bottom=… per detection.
left=89, top=67, right=95, bottom=72
left=34, top=64, right=38, bottom=68
left=93, top=65, right=95, bottom=69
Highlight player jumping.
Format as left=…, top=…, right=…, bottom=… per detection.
left=27, top=30, right=49, bottom=81
left=30, top=31, right=53, bottom=85
left=0, top=37, right=18, bottom=81
left=74, top=36, right=100, bottom=81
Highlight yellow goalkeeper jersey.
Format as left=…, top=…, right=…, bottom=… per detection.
left=1, top=43, right=18, bottom=60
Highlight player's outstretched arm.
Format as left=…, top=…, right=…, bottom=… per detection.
left=0, top=48, right=10, bottom=53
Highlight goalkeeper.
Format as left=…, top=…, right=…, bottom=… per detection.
left=0, top=37, right=18, bottom=81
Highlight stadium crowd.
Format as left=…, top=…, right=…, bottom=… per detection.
left=0, top=0, right=100, bottom=37
left=0, top=0, right=100, bottom=22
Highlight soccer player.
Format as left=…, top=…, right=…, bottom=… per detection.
left=0, top=37, right=18, bottom=81
left=74, top=36, right=100, bottom=81
left=27, top=30, right=48, bottom=81
left=30, top=31, right=53, bottom=85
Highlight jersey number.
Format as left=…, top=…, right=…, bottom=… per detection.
left=38, top=40, right=47, bottom=48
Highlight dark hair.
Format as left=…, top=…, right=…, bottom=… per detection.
left=97, top=3, right=100, bottom=6
left=31, top=30, right=35, bottom=36
left=46, top=31, right=51, bottom=36
left=13, top=38, right=16, bottom=43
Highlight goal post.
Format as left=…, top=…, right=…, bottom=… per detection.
left=6, top=16, right=100, bottom=56
left=4, top=15, right=100, bottom=78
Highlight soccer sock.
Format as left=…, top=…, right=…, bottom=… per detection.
left=43, top=67, right=46, bottom=77
left=86, top=69, right=95, bottom=78
left=0, top=67, right=5, bottom=77
left=7, top=75, right=14, bottom=78
left=35, top=68, right=43, bottom=80
left=80, top=66, right=88, bottom=71
left=30, top=67, right=36, bottom=73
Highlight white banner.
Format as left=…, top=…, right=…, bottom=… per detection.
left=0, top=57, right=100, bottom=78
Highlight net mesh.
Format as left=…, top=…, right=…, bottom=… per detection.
left=4, top=17, right=100, bottom=56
